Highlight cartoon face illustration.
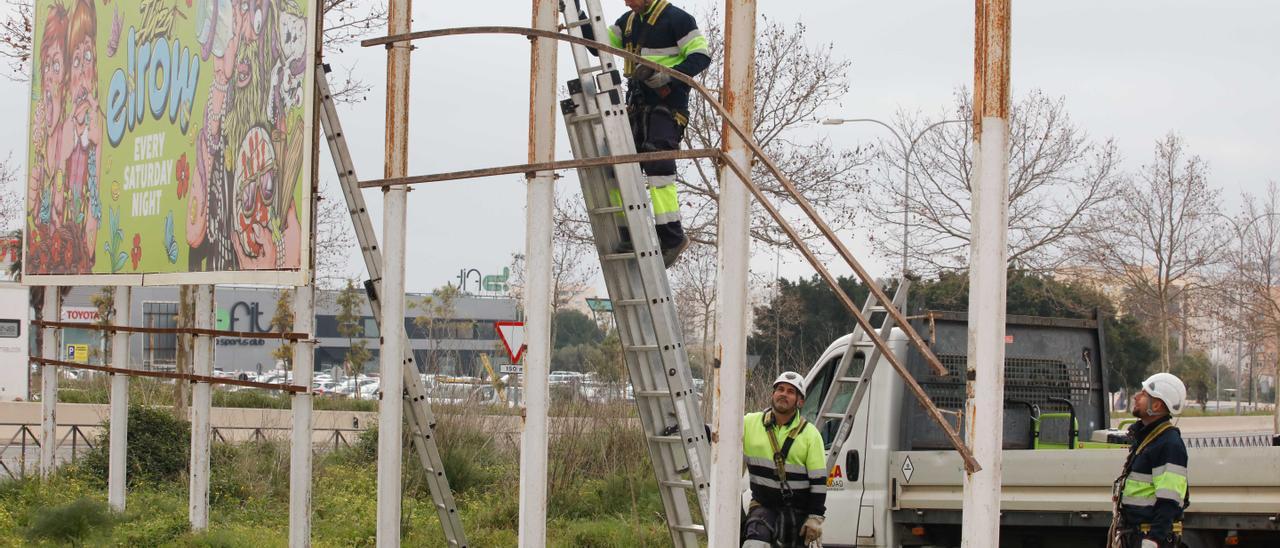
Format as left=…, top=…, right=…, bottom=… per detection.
left=270, top=7, right=306, bottom=114
left=233, top=125, right=276, bottom=259
left=35, top=5, right=69, bottom=139
left=67, top=0, right=97, bottom=140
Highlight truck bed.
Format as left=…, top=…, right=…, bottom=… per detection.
left=890, top=447, right=1280, bottom=515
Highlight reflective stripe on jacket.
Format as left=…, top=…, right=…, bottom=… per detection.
left=743, top=410, right=828, bottom=516
left=603, top=0, right=711, bottom=110
left=1120, top=416, right=1188, bottom=540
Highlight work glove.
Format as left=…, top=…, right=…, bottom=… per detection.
left=1139, top=539, right=1158, bottom=548
left=800, top=515, right=824, bottom=544
left=630, top=65, right=672, bottom=89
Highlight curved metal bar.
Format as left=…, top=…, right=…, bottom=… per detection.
left=359, top=25, right=979, bottom=472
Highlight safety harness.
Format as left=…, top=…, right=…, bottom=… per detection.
left=764, top=409, right=809, bottom=501
left=1107, top=421, right=1183, bottom=548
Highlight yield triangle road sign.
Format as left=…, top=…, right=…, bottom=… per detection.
left=495, top=321, right=526, bottom=363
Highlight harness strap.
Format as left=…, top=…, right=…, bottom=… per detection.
left=764, top=410, right=808, bottom=500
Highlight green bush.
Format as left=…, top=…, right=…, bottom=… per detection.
left=75, top=405, right=190, bottom=487
left=25, top=497, right=114, bottom=544
left=213, top=390, right=289, bottom=409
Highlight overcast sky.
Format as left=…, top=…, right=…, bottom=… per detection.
left=3, top=1, right=1276, bottom=294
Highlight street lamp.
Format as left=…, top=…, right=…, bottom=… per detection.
left=822, top=117, right=968, bottom=275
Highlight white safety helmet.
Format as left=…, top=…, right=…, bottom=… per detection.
left=1141, top=372, right=1187, bottom=416
left=773, top=371, right=806, bottom=396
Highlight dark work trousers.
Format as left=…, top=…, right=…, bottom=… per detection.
left=742, top=503, right=805, bottom=548
left=628, top=102, right=687, bottom=251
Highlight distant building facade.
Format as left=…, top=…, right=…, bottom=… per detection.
left=57, top=286, right=519, bottom=377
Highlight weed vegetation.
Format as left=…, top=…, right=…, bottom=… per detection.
left=0, top=401, right=674, bottom=546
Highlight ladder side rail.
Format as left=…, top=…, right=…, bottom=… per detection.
left=584, top=74, right=712, bottom=509
left=317, top=68, right=385, bottom=282
left=561, top=110, right=700, bottom=547
left=823, top=280, right=912, bottom=471
left=317, top=66, right=467, bottom=547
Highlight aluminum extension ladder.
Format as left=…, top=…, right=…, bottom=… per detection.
left=558, top=1, right=712, bottom=545
left=812, top=278, right=911, bottom=472
left=315, top=63, right=468, bottom=547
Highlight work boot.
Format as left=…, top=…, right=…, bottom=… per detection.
left=662, top=236, right=689, bottom=268
left=614, top=226, right=634, bottom=254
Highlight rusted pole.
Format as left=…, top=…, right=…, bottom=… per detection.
left=710, top=0, right=755, bottom=545
left=377, top=0, right=412, bottom=544
left=962, top=1, right=1011, bottom=546
left=519, top=0, right=557, bottom=546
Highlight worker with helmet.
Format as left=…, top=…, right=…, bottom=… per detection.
left=742, top=371, right=827, bottom=547
left=1108, top=372, right=1190, bottom=548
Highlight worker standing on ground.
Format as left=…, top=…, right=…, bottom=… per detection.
left=1108, top=373, right=1190, bottom=548
left=742, top=371, right=827, bottom=547
left=585, top=0, right=710, bottom=267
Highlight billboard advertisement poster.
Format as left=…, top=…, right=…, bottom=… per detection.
left=23, top=0, right=316, bottom=286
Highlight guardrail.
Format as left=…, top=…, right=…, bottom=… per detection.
left=0, top=422, right=367, bottom=480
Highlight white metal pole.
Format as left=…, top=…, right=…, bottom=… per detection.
left=518, top=1, right=556, bottom=545
left=289, top=283, right=315, bottom=547
left=962, top=1, right=1010, bottom=546
left=377, top=0, right=411, bottom=544
left=189, top=285, right=214, bottom=530
left=108, top=286, right=132, bottom=510
left=709, top=0, right=756, bottom=545
left=39, top=286, right=61, bottom=479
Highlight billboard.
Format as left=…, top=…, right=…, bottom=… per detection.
left=24, top=0, right=316, bottom=285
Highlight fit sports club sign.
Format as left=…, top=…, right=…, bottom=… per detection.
left=24, top=0, right=316, bottom=286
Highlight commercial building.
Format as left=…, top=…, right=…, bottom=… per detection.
left=55, top=286, right=519, bottom=378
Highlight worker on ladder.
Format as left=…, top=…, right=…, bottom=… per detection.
left=584, top=0, right=710, bottom=267
left=1108, top=373, right=1190, bottom=548
left=742, top=372, right=827, bottom=547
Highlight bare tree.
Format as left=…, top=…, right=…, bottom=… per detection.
left=1082, top=133, right=1226, bottom=372
left=1218, top=182, right=1280, bottom=431
left=511, top=199, right=600, bottom=321
left=0, top=1, right=29, bottom=81
left=670, top=242, right=716, bottom=377
left=313, top=182, right=356, bottom=289
left=555, top=13, right=869, bottom=252
left=862, top=89, right=1123, bottom=274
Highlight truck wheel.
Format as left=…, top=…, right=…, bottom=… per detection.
left=1179, top=530, right=1222, bottom=548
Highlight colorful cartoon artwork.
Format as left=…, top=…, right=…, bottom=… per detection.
left=24, top=0, right=314, bottom=282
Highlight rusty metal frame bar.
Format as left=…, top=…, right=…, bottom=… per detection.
left=359, top=26, right=980, bottom=472
left=30, top=357, right=308, bottom=393
left=359, top=148, right=720, bottom=188
left=33, top=320, right=307, bottom=341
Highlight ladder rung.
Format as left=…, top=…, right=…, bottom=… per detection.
left=626, top=344, right=659, bottom=352
left=589, top=205, right=625, bottom=215
left=670, top=524, right=706, bottom=534
left=578, top=64, right=604, bottom=74
left=659, top=479, right=694, bottom=489
left=614, top=298, right=646, bottom=307
left=821, top=413, right=846, bottom=420
left=601, top=252, right=639, bottom=262
left=634, top=390, right=668, bottom=398
left=563, top=18, right=591, bottom=28
left=647, top=435, right=680, bottom=443
left=565, top=112, right=603, bottom=124
left=835, top=376, right=863, bottom=383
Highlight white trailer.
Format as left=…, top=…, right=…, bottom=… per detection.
left=775, top=312, right=1280, bottom=547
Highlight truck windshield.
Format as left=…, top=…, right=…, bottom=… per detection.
left=801, top=350, right=865, bottom=448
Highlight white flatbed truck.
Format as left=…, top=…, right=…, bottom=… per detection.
left=783, top=311, right=1279, bottom=548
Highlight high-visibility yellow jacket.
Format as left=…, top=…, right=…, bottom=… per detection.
left=743, top=410, right=828, bottom=516
left=1119, top=416, right=1189, bottom=541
